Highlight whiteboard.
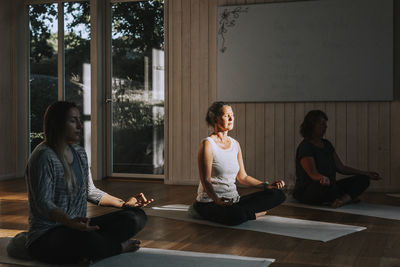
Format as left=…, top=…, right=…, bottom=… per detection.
left=217, top=0, right=393, bottom=102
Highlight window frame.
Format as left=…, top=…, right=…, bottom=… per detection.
left=24, top=0, right=168, bottom=180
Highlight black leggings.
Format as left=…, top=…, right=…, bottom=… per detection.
left=293, top=175, right=370, bottom=205
left=193, top=189, right=286, bottom=226
left=28, top=208, right=147, bottom=264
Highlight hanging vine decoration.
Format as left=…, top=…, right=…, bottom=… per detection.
left=218, top=7, right=249, bottom=53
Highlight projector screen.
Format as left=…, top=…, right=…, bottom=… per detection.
left=216, top=0, right=393, bottom=102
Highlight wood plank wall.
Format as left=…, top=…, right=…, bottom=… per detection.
left=0, top=0, right=398, bottom=191
left=0, top=0, right=16, bottom=180
left=166, top=0, right=400, bottom=191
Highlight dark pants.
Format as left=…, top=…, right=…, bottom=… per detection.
left=193, top=189, right=286, bottom=226
left=293, top=175, right=370, bottom=205
left=28, top=208, right=147, bottom=264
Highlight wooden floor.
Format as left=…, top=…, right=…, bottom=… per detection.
left=1, top=178, right=400, bottom=267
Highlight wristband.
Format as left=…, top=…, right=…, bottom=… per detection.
left=263, top=181, right=269, bottom=190
left=119, top=200, right=127, bottom=209
left=121, top=202, right=129, bottom=209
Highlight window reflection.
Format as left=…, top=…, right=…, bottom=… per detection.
left=64, top=1, right=91, bottom=162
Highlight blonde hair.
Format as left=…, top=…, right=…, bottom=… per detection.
left=206, top=101, right=230, bottom=127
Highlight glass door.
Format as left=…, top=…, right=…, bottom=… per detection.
left=108, top=0, right=164, bottom=177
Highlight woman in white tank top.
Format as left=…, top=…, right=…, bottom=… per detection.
left=192, top=102, right=286, bottom=226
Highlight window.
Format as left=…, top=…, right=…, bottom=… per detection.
left=29, top=3, right=58, bottom=151
left=110, top=0, right=164, bottom=175
left=28, top=1, right=91, bottom=159
left=27, top=0, right=165, bottom=177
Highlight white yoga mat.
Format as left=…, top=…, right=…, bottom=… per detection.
left=146, top=204, right=365, bottom=242
left=0, top=237, right=274, bottom=267
left=284, top=197, right=400, bottom=221
left=387, top=193, right=400, bottom=198
left=92, top=248, right=274, bottom=267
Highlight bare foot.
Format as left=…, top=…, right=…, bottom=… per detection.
left=331, top=194, right=351, bottom=209
left=121, top=239, right=141, bottom=253
left=78, top=257, right=93, bottom=265
left=331, top=199, right=344, bottom=208
left=255, top=211, right=267, bottom=218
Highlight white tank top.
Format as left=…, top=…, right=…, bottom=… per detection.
left=196, top=136, right=240, bottom=203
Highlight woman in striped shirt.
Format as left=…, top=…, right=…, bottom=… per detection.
left=25, top=101, right=153, bottom=264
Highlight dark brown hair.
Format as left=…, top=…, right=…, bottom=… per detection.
left=300, top=110, right=328, bottom=139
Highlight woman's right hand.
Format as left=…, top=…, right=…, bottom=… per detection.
left=267, top=180, right=285, bottom=189
left=215, top=197, right=233, bottom=206
left=67, top=217, right=99, bottom=232
left=124, top=193, right=154, bottom=208
left=319, top=176, right=330, bottom=186
left=366, top=171, right=382, bottom=180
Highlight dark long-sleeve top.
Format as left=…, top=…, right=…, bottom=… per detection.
left=25, top=143, right=106, bottom=246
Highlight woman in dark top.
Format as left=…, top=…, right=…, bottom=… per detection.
left=293, top=110, right=382, bottom=208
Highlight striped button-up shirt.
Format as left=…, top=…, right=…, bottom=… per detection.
left=25, top=143, right=106, bottom=246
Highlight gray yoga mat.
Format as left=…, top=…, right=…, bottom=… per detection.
left=284, top=196, right=400, bottom=221
left=146, top=204, right=366, bottom=242
left=92, top=248, right=274, bottom=267
left=0, top=237, right=274, bottom=267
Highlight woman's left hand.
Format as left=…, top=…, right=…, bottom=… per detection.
left=124, top=193, right=154, bottom=208
left=267, top=180, right=285, bottom=189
